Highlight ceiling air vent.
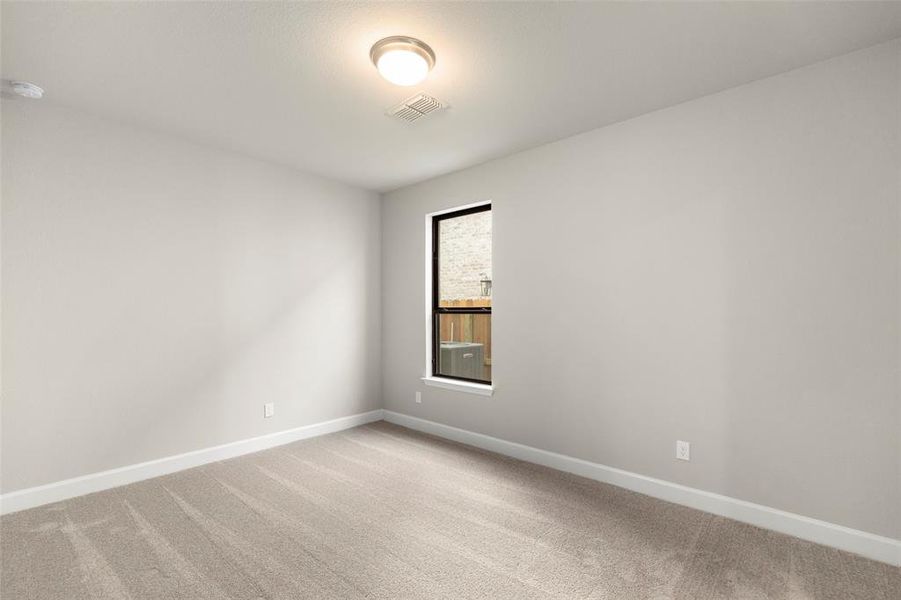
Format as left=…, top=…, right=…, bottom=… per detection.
left=387, top=93, right=445, bottom=122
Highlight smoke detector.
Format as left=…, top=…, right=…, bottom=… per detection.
left=386, top=93, right=445, bottom=123
left=4, top=80, right=44, bottom=99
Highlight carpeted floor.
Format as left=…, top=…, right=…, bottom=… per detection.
left=2, top=421, right=898, bottom=599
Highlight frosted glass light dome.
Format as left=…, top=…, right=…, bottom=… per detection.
left=370, top=37, right=436, bottom=87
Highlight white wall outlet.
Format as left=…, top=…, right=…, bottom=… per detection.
left=263, top=402, right=275, bottom=418
left=676, top=440, right=690, bottom=461
left=415, top=391, right=422, bottom=404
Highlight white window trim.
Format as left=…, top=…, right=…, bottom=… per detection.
left=424, top=200, right=494, bottom=396
left=421, top=376, right=494, bottom=396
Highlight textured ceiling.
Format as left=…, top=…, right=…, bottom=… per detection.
left=3, top=2, right=901, bottom=191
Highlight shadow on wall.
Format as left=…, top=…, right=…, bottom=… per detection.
left=118, top=247, right=379, bottom=472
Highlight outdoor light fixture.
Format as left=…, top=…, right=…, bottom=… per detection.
left=370, top=36, right=436, bottom=86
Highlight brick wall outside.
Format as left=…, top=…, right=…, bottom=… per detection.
left=439, top=210, right=491, bottom=301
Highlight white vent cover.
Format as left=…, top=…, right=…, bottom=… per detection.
left=387, top=93, right=445, bottom=122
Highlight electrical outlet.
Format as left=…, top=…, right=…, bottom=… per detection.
left=263, top=403, right=275, bottom=418
left=415, top=391, right=422, bottom=404
left=676, top=440, right=690, bottom=461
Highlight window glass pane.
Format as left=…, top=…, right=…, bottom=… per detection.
left=437, top=313, right=491, bottom=382
left=438, top=211, right=491, bottom=308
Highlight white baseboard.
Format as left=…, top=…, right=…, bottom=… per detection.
left=6, top=408, right=897, bottom=566
left=0, top=409, right=385, bottom=516
left=383, top=410, right=901, bottom=566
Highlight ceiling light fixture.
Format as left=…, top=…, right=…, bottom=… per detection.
left=370, top=36, right=436, bottom=86
left=9, top=80, right=44, bottom=99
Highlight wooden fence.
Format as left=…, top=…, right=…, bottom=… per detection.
left=439, top=299, right=492, bottom=370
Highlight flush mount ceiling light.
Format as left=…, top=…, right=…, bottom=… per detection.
left=370, top=36, right=436, bottom=86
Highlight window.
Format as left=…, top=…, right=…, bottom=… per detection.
left=431, top=204, right=492, bottom=384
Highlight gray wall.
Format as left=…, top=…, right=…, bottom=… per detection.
left=382, top=41, right=900, bottom=539
left=1, top=101, right=381, bottom=493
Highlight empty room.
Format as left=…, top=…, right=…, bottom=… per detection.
left=1, top=1, right=900, bottom=598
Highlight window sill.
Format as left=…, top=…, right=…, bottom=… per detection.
left=421, top=376, right=494, bottom=396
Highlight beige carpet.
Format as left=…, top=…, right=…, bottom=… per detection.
left=2, top=421, right=898, bottom=599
